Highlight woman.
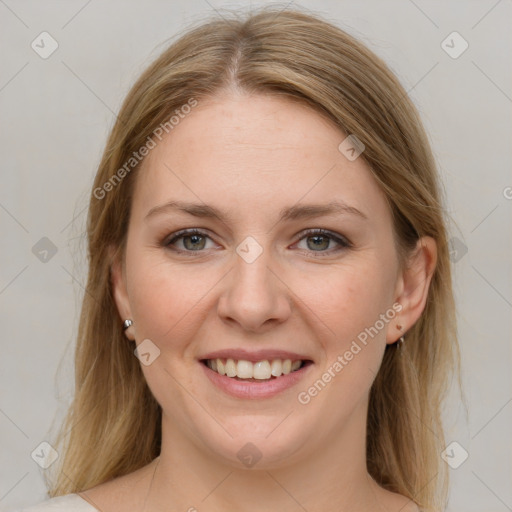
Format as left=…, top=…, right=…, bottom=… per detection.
left=20, top=6, right=461, bottom=512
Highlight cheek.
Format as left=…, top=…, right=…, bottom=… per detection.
left=297, top=258, right=396, bottom=345
left=297, top=264, right=395, bottom=414
left=126, top=249, right=217, bottom=348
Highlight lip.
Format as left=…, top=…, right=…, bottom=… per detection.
left=200, top=359, right=313, bottom=399
left=199, top=348, right=312, bottom=363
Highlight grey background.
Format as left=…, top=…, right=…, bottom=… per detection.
left=0, top=1, right=511, bottom=511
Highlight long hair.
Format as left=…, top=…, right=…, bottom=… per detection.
left=47, top=7, right=462, bottom=511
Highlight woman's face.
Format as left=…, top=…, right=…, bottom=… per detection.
left=112, top=92, right=408, bottom=469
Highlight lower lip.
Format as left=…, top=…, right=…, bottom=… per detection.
left=200, top=361, right=313, bottom=399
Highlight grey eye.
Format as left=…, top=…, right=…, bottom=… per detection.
left=305, top=235, right=331, bottom=251
left=182, top=234, right=207, bottom=251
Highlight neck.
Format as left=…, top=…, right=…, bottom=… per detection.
left=144, top=399, right=388, bottom=512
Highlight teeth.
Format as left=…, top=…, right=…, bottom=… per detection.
left=206, top=358, right=304, bottom=379
left=237, top=360, right=253, bottom=379
left=253, top=360, right=271, bottom=379
left=270, top=359, right=282, bottom=377
left=291, top=360, right=301, bottom=371
left=225, top=359, right=237, bottom=377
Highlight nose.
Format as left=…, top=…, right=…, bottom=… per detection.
left=217, top=245, right=292, bottom=333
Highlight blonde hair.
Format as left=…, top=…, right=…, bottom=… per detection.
left=47, top=6, right=462, bottom=511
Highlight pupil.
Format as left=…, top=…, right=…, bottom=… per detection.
left=308, top=235, right=328, bottom=251
left=184, top=235, right=205, bottom=250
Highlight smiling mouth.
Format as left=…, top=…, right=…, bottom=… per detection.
left=201, top=358, right=313, bottom=381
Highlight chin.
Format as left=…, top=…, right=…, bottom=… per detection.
left=195, top=415, right=313, bottom=470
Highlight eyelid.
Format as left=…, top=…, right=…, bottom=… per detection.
left=291, top=228, right=352, bottom=256
left=164, top=228, right=352, bottom=255
left=164, top=228, right=220, bottom=250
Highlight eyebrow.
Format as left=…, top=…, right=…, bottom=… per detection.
left=144, top=200, right=367, bottom=223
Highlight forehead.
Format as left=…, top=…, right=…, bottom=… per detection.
left=132, top=92, right=390, bottom=226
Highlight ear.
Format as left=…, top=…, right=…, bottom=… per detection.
left=386, top=236, right=437, bottom=345
left=109, top=245, right=135, bottom=341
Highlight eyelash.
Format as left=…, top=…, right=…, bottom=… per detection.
left=164, top=228, right=352, bottom=257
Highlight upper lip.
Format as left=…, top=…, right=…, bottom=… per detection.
left=200, top=348, right=313, bottom=363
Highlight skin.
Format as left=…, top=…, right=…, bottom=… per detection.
left=80, top=91, right=435, bottom=512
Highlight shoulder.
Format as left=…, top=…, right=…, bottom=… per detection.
left=76, top=459, right=159, bottom=511
left=15, top=494, right=98, bottom=512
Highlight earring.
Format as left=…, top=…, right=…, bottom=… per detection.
left=396, top=324, right=405, bottom=349
left=123, top=319, right=133, bottom=331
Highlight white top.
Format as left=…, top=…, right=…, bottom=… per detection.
left=16, top=494, right=98, bottom=512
